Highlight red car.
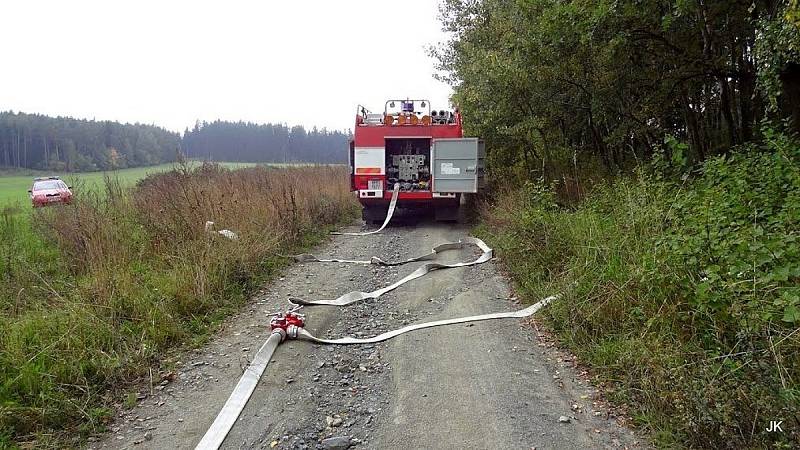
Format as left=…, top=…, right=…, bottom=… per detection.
left=29, top=177, right=73, bottom=207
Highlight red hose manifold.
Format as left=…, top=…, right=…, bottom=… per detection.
left=269, top=311, right=306, bottom=340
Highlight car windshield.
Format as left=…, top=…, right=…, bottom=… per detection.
left=33, top=180, right=63, bottom=190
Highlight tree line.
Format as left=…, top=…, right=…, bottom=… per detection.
left=182, top=120, right=349, bottom=164
left=0, top=112, right=181, bottom=172
left=434, top=0, right=800, bottom=179
left=0, top=112, right=349, bottom=172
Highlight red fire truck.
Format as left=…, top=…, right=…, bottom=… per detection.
left=349, top=99, right=484, bottom=223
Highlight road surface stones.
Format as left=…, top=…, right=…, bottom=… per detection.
left=94, top=220, right=641, bottom=449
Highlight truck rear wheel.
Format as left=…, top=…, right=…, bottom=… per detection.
left=435, top=194, right=475, bottom=223
left=461, top=193, right=479, bottom=223
left=434, top=195, right=461, bottom=222
left=434, top=205, right=460, bottom=222
left=362, top=206, right=389, bottom=225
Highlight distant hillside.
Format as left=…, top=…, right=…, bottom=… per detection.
left=0, top=112, right=350, bottom=172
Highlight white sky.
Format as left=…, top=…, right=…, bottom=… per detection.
left=0, top=0, right=453, bottom=133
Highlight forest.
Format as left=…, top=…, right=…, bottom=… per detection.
left=0, top=112, right=348, bottom=172
left=0, top=112, right=181, bottom=172
left=435, top=0, right=800, bottom=180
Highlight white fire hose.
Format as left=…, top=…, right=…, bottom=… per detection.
left=288, top=237, right=492, bottom=307
left=195, top=296, right=556, bottom=450
left=195, top=331, right=284, bottom=450
left=293, top=296, right=557, bottom=345
left=290, top=239, right=468, bottom=266
left=195, top=185, right=556, bottom=450
left=330, top=184, right=401, bottom=236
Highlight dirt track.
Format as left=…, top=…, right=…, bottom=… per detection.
left=95, top=219, right=641, bottom=450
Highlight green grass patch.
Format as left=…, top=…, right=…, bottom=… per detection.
left=0, top=162, right=258, bottom=207
left=479, top=130, right=800, bottom=448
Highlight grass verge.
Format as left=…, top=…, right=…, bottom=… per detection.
left=478, top=131, right=799, bottom=448
left=0, top=163, right=358, bottom=447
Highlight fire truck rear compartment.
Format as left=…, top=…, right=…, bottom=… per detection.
left=385, top=138, right=431, bottom=192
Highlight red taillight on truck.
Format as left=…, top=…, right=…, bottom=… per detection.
left=354, top=176, right=384, bottom=190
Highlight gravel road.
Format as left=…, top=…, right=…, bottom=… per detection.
left=94, top=218, right=642, bottom=450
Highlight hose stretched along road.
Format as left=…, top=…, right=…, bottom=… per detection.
left=294, top=295, right=558, bottom=345
left=330, top=184, right=400, bottom=236
left=195, top=295, right=557, bottom=449
left=288, top=237, right=492, bottom=307
left=291, top=239, right=470, bottom=266
left=194, top=331, right=284, bottom=450
left=195, top=186, right=556, bottom=450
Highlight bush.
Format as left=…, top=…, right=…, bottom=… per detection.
left=480, top=130, right=800, bottom=448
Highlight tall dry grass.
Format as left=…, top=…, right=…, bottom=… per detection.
left=134, top=164, right=350, bottom=252
left=0, top=163, right=357, bottom=446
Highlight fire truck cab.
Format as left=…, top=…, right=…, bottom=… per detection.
left=349, top=99, right=485, bottom=223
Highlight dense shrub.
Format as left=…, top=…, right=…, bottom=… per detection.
left=480, top=130, right=800, bottom=448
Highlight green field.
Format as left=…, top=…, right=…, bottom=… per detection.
left=0, top=162, right=257, bottom=207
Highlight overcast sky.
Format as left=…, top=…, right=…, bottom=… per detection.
left=0, top=0, right=453, bottom=133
